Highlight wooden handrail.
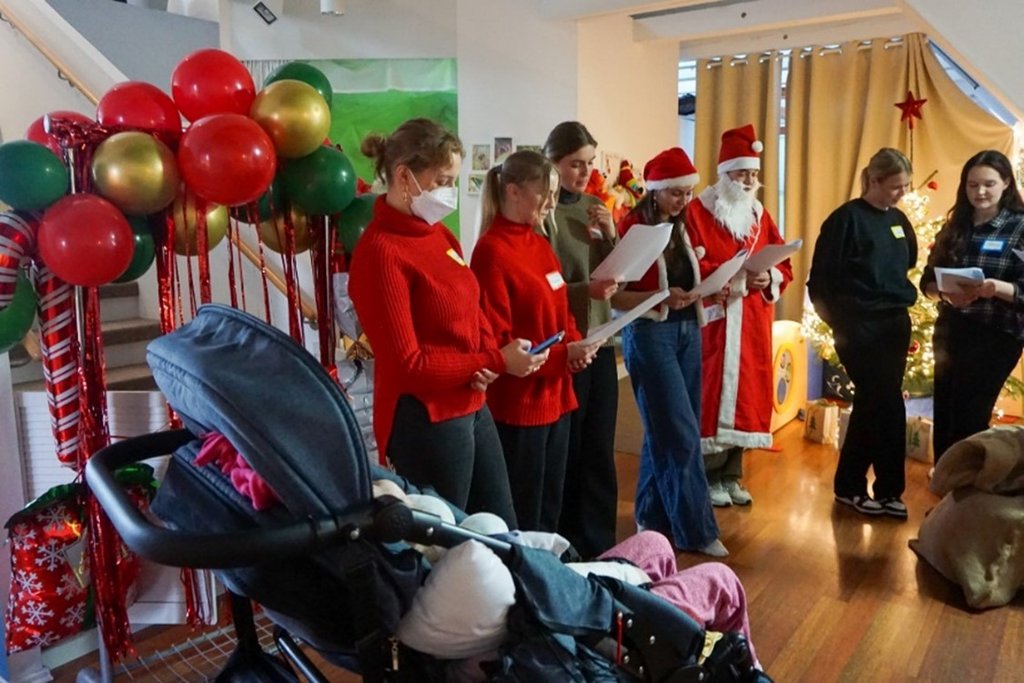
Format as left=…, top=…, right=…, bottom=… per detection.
left=0, top=4, right=101, bottom=104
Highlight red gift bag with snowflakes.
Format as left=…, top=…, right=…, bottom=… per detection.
left=4, top=466, right=155, bottom=654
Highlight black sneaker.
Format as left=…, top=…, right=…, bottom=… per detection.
left=877, top=498, right=908, bottom=519
left=835, top=494, right=884, bottom=516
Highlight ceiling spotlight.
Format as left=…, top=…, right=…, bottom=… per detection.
left=252, top=1, right=278, bottom=24
left=320, top=0, right=345, bottom=15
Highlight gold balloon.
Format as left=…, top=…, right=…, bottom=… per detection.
left=258, top=208, right=312, bottom=254
left=171, top=190, right=228, bottom=255
left=249, top=80, right=331, bottom=159
left=92, top=132, right=180, bottom=215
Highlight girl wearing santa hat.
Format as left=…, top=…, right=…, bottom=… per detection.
left=471, top=150, right=603, bottom=531
left=613, top=147, right=728, bottom=557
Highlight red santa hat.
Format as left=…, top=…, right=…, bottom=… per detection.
left=717, top=124, right=763, bottom=174
left=643, top=147, right=700, bottom=191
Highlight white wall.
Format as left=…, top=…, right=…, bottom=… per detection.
left=577, top=13, right=679, bottom=175
left=0, top=13, right=97, bottom=143
left=454, top=0, right=579, bottom=251
left=220, top=0, right=457, bottom=60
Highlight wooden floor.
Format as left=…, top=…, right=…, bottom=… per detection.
left=52, top=419, right=1022, bottom=682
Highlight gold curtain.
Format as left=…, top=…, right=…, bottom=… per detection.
left=781, top=32, right=1013, bottom=320
left=694, top=54, right=782, bottom=221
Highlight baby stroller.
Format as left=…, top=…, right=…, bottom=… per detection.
left=86, top=304, right=769, bottom=682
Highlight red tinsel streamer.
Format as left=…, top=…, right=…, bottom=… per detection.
left=310, top=214, right=336, bottom=374
left=76, top=289, right=136, bottom=659
left=226, top=219, right=239, bottom=310
left=33, top=265, right=81, bottom=465
left=154, top=211, right=177, bottom=336
left=277, top=208, right=303, bottom=343
left=0, top=211, right=38, bottom=311
left=254, top=226, right=273, bottom=325
left=195, top=198, right=212, bottom=304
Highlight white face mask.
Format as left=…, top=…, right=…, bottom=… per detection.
left=409, top=173, right=458, bottom=225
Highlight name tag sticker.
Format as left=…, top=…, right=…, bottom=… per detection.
left=545, top=271, right=566, bottom=290
left=981, top=239, right=1005, bottom=253
left=890, top=225, right=905, bottom=239
left=704, top=303, right=725, bottom=323
left=446, top=248, right=467, bottom=266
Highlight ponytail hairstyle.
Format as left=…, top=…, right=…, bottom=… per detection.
left=930, top=150, right=1024, bottom=266
left=859, top=147, right=912, bottom=196
left=543, top=121, right=598, bottom=162
left=361, top=118, right=464, bottom=185
left=479, top=150, right=558, bottom=232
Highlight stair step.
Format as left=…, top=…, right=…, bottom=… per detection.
left=11, top=318, right=162, bottom=386
left=14, top=364, right=159, bottom=392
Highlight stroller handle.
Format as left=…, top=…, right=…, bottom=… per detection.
left=87, top=430, right=393, bottom=568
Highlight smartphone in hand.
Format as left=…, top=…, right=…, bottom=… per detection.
left=529, top=331, right=565, bottom=354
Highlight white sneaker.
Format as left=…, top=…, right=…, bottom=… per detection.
left=699, top=539, right=730, bottom=557
left=709, top=482, right=732, bottom=507
left=724, top=479, right=752, bottom=505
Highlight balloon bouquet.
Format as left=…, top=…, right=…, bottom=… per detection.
left=0, top=49, right=377, bottom=660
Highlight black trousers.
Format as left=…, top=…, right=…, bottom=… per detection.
left=495, top=413, right=571, bottom=533
left=832, top=309, right=910, bottom=500
left=388, top=395, right=517, bottom=528
left=932, top=311, right=1023, bottom=461
left=558, top=346, right=619, bottom=558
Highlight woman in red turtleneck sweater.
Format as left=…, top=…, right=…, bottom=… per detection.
left=471, top=150, right=602, bottom=532
left=348, top=119, right=545, bottom=527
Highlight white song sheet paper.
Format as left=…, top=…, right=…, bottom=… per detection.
left=692, top=250, right=748, bottom=298
left=743, top=239, right=802, bottom=272
left=581, top=290, right=670, bottom=345
left=590, top=222, right=672, bottom=283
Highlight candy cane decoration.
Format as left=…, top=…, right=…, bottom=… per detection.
left=32, top=263, right=81, bottom=465
left=0, top=211, right=38, bottom=310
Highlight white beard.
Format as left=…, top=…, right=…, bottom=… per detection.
left=712, top=177, right=760, bottom=241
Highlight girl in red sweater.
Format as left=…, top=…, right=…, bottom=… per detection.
left=349, top=119, right=545, bottom=527
left=471, top=151, right=602, bottom=532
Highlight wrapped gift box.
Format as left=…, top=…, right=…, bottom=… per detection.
left=804, top=399, right=839, bottom=446
left=906, top=415, right=934, bottom=463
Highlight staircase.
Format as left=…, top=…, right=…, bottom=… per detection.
left=9, top=281, right=161, bottom=392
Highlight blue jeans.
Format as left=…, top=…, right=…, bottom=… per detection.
left=622, top=312, right=719, bottom=550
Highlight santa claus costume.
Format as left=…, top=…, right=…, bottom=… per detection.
left=685, top=124, right=793, bottom=506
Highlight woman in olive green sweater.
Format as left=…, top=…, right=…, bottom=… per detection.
left=543, top=121, right=620, bottom=557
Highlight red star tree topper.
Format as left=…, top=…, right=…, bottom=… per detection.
left=895, top=91, right=927, bottom=130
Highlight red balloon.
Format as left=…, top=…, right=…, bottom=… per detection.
left=97, top=81, right=182, bottom=145
left=171, top=49, right=256, bottom=122
left=25, top=111, right=93, bottom=158
left=178, top=114, right=276, bottom=206
left=37, top=194, right=134, bottom=286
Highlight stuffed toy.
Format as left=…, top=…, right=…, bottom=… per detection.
left=609, top=159, right=645, bottom=222
left=583, top=168, right=614, bottom=211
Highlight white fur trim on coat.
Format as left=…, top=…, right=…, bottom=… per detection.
left=646, top=173, right=700, bottom=191
left=762, top=266, right=783, bottom=303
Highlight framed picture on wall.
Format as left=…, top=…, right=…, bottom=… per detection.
left=601, top=151, right=623, bottom=178
left=467, top=173, right=486, bottom=196
left=471, top=144, right=491, bottom=171
left=493, top=137, right=513, bottom=162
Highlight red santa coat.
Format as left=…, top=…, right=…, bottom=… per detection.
left=685, top=186, right=792, bottom=453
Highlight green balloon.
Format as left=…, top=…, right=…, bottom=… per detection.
left=336, top=194, right=376, bottom=253
left=281, top=146, right=356, bottom=216
left=0, top=270, right=38, bottom=354
left=265, top=62, right=333, bottom=111
left=0, top=141, right=69, bottom=211
left=115, top=216, right=156, bottom=283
